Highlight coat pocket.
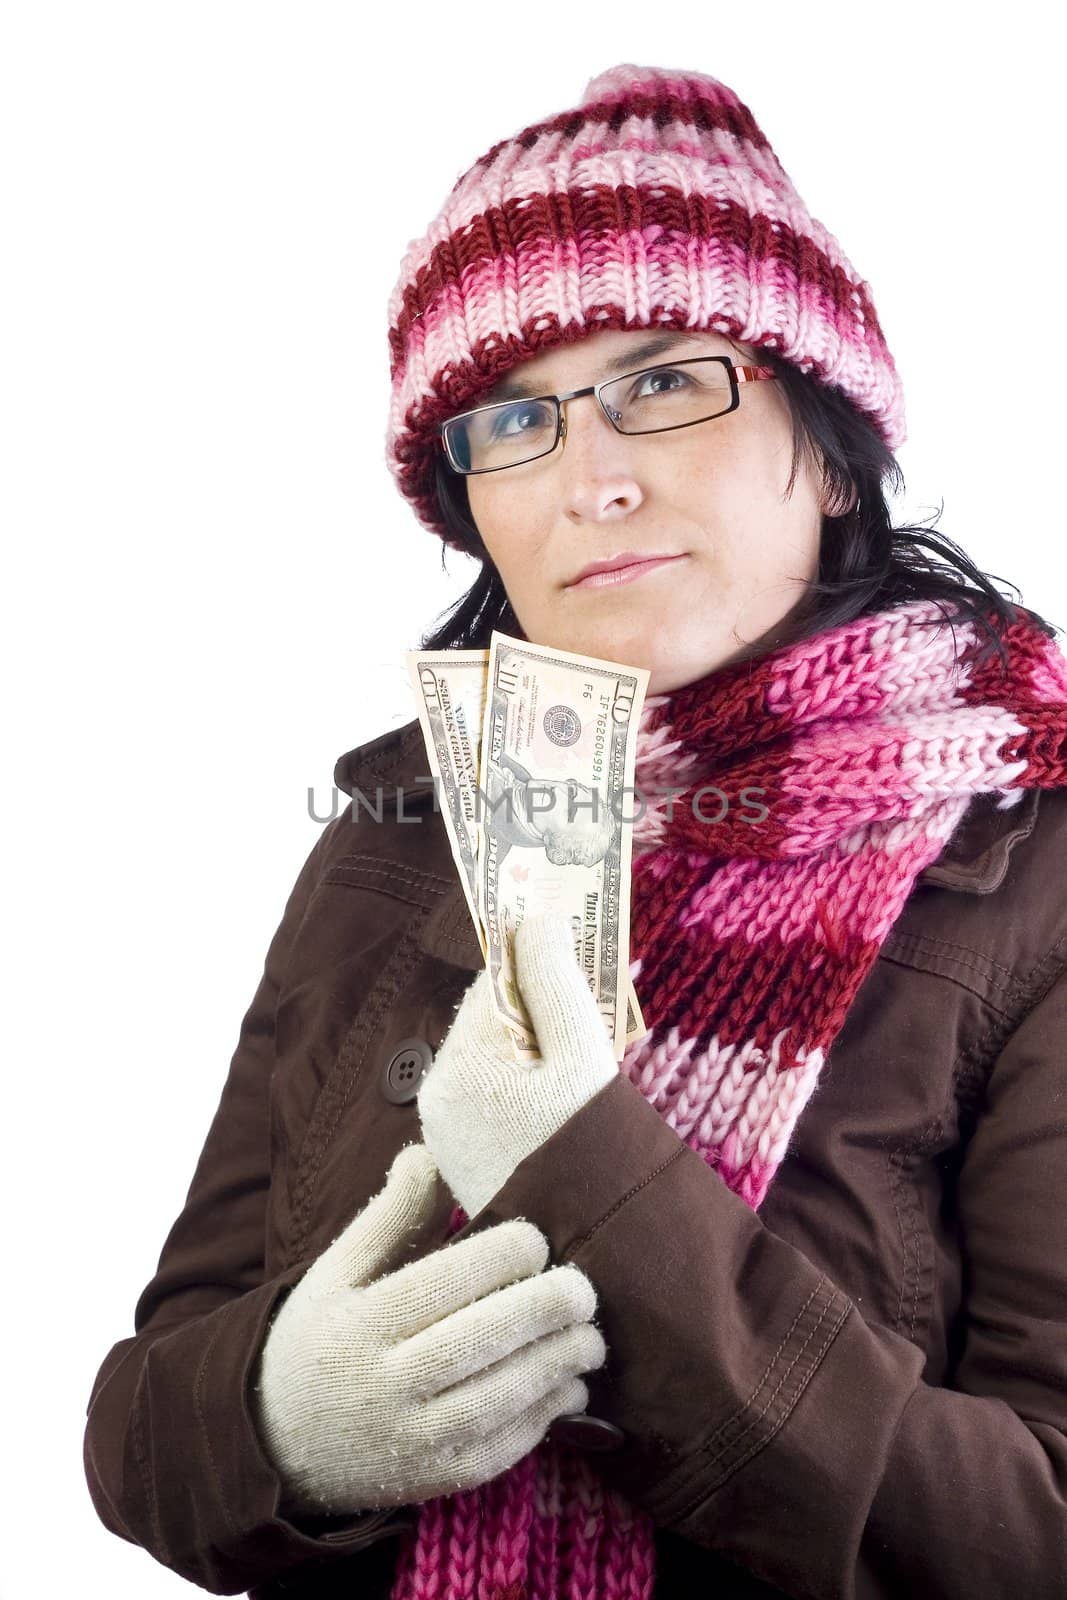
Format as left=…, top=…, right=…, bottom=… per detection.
left=269, top=855, right=473, bottom=1272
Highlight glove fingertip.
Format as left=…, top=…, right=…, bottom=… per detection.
left=515, top=914, right=615, bottom=1063
left=515, top=910, right=573, bottom=963
left=388, top=1141, right=439, bottom=1189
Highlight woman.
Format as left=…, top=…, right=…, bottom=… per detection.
left=83, top=63, right=1067, bottom=1598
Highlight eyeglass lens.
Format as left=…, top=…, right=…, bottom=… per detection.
left=443, top=358, right=735, bottom=473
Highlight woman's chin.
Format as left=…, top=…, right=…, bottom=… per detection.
left=523, top=612, right=689, bottom=677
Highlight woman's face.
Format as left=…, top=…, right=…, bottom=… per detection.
left=465, top=327, right=838, bottom=695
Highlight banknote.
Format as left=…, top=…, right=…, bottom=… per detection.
left=405, top=649, right=491, bottom=958
left=406, top=636, right=648, bottom=1061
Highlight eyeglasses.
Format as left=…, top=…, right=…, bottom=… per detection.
left=437, top=356, right=778, bottom=475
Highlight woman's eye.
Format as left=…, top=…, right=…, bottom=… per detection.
left=632, top=366, right=687, bottom=399
left=492, top=402, right=551, bottom=438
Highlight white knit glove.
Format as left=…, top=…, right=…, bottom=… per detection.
left=417, top=911, right=620, bottom=1221
left=250, top=1141, right=605, bottom=1515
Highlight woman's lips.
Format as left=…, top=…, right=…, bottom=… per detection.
left=568, top=554, right=687, bottom=590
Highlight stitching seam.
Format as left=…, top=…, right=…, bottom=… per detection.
left=286, top=928, right=425, bottom=1267
left=323, top=863, right=450, bottom=896
left=561, top=1145, right=688, bottom=1257
left=664, top=1286, right=850, bottom=1519
left=884, top=929, right=1016, bottom=981
left=192, top=1314, right=235, bottom=1538
left=953, top=930, right=1067, bottom=1097
left=130, top=1379, right=167, bottom=1558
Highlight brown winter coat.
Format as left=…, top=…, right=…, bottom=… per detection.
left=83, top=716, right=1067, bottom=1597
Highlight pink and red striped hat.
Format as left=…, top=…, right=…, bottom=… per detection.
left=385, top=63, right=906, bottom=548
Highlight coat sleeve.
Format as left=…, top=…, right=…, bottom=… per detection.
left=470, top=963, right=1067, bottom=1599
left=82, top=813, right=414, bottom=1596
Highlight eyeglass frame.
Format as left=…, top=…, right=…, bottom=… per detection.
left=436, top=356, right=778, bottom=475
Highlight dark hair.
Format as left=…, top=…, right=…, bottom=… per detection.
left=416, top=340, right=1060, bottom=679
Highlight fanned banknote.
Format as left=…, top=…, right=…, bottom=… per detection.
left=407, top=635, right=649, bottom=1062
left=405, top=649, right=491, bottom=958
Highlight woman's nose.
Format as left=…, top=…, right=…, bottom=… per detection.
left=557, top=398, right=644, bottom=521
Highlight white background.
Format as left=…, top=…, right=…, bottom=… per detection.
left=3, top=4, right=1064, bottom=1596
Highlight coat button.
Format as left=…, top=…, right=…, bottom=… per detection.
left=381, top=1038, right=434, bottom=1104
left=547, top=1414, right=626, bottom=1452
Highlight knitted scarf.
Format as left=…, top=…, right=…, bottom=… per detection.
left=388, top=596, right=1067, bottom=1600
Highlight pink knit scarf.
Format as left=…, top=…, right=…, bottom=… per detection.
left=389, top=597, right=1067, bottom=1599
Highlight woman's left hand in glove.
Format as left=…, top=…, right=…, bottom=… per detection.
left=417, top=911, right=620, bottom=1221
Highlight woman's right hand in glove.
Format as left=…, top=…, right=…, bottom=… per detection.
left=250, top=1141, right=606, bottom=1516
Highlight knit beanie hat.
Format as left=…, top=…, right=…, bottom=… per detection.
left=384, top=62, right=906, bottom=550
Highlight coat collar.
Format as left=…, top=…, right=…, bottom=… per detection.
left=914, top=786, right=1040, bottom=892
left=332, top=718, right=1043, bottom=897
left=334, top=717, right=437, bottom=808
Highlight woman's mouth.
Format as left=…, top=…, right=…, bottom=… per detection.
left=568, top=554, right=687, bottom=590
